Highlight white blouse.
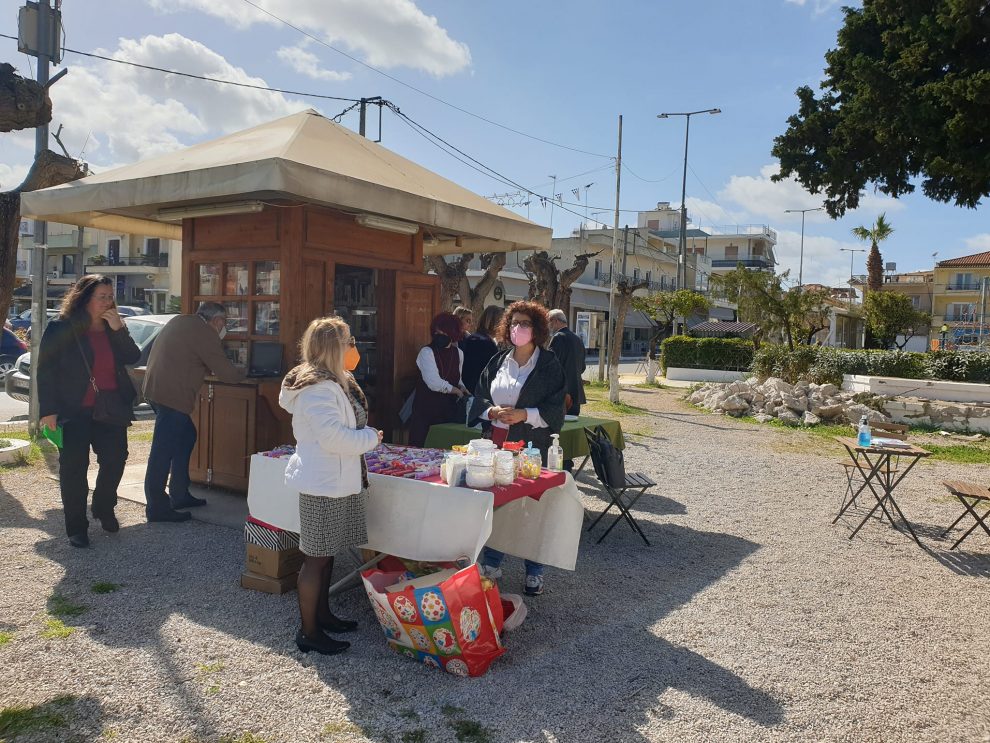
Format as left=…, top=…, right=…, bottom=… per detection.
left=487, top=347, right=548, bottom=430
left=416, top=345, right=465, bottom=394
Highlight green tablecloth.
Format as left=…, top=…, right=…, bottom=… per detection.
left=423, top=415, right=624, bottom=460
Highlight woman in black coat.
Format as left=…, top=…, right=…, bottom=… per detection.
left=468, top=301, right=565, bottom=597
left=38, top=275, right=140, bottom=548
left=459, top=304, right=502, bottom=395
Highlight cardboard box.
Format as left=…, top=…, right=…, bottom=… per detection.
left=240, top=569, right=298, bottom=595
left=246, top=542, right=304, bottom=579
left=244, top=517, right=300, bottom=551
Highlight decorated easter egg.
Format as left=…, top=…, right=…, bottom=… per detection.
left=445, top=659, right=469, bottom=677
left=408, top=627, right=432, bottom=651
left=392, top=594, right=419, bottom=623
left=419, top=590, right=447, bottom=622
left=432, top=627, right=459, bottom=655
left=459, top=607, right=481, bottom=642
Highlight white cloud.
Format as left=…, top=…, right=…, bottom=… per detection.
left=148, top=0, right=471, bottom=77
left=684, top=197, right=747, bottom=229
left=0, top=162, right=31, bottom=191
left=720, top=163, right=905, bottom=225
left=276, top=43, right=351, bottom=81
left=963, top=233, right=990, bottom=252
left=784, top=0, right=842, bottom=14
left=47, top=33, right=310, bottom=166
left=774, top=229, right=868, bottom=290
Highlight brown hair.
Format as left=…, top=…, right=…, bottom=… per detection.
left=299, top=315, right=350, bottom=382
left=496, top=300, right=550, bottom=348
left=476, top=305, right=504, bottom=337
left=60, top=274, right=114, bottom=334
left=452, top=306, right=473, bottom=321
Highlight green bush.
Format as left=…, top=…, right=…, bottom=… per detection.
left=660, top=336, right=755, bottom=372
left=751, top=345, right=990, bottom=385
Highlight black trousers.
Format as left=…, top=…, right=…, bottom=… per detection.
left=58, top=413, right=129, bottom=536
left=564, top=403, right=581, bottom=471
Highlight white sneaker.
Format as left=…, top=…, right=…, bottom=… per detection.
left=478, top=563, right=502, bottom=580
left=524, top=574, right=544, bottom=596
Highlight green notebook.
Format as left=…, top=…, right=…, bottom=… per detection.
left=42, top=424, right=63, bottom=449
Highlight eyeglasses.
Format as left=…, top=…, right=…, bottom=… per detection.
left=510, top=320, right=533, bottom=328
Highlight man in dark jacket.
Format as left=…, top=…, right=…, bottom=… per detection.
left=548, top=309, right=586, bottom=416
left=143, top=302, right=245, bottom=520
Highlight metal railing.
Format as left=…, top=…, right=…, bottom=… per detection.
left=945, top=282, right=984, bottom=291
left=710, top=258, right=773, bottom=269
left=88, top=254, right=169, bottom=268
left=705, top=224, right=777, bottom=241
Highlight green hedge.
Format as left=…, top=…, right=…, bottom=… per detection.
left=751, top=345, right=990, bottom=386
left=660, top=336, right=755, bottom=372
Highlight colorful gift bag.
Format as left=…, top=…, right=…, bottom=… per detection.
left=362, top=564, right=506, bottom=677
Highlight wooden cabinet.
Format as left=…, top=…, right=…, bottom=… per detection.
left=190, top=380, right=287, bottom=492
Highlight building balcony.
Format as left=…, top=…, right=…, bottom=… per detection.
left=86, top=255, right=169, bottom=274
left=710, top=258, right=773, bottom=269
left=592, top=272, right=673, bottom=292
left=944, top=282, right=985, bottom=292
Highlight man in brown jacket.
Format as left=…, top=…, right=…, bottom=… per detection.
left=143, top=302, right=245, bottom=521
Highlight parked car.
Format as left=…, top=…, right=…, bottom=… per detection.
left=4, top=314, right=177, bottom=404
left=116, top=305, right=151, bottom=317
left=1, top=328, right=29, bottom=374
left=9, top=309, right=59, bottom=332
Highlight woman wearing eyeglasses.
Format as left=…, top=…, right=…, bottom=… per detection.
left=468, top=300, right=566, bottom=596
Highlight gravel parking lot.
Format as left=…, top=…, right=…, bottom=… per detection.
left=1, top=387, right=988, bottom=743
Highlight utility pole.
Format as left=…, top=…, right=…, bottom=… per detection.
left=357, top=96, right=382, bottom=139
left=23, top=0, right=59, bottom=437
left=605, top=115, right=623, bottom=403
left=548, top=175, right=557, bottom=236
left=784, top=206, right=823, bottom=289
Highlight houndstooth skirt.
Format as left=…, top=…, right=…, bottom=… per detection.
left=298, top=490, right=370, bottom=557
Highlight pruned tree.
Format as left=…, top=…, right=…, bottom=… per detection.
left=863, top=290, right=931, bottom=350
left=772, top=0, right=990, bottom=218
left=425, top=251, right=507, bottom=315
left=851, top=213, right=894, bottom=293
left=790, top=288, right=833, bottom=345
left=524, top=249, right=601, bottom=315
left=632, top=289, right=712, bottom=358
left=0, top=63, right=52, bottom=133
left=0, top=149, right=88, bottom=320
left=607, top=277, right=648, bottom=403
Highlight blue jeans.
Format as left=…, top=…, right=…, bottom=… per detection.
left=481, top=547, right=544, bottom=577
left=144, top=403, right=197, bottom=516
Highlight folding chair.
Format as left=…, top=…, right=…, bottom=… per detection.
left=835, top=422, right=908, bottom=515
left=941, top=480, right=990, bottom=550
left=583, top=427, right=657, bottom=545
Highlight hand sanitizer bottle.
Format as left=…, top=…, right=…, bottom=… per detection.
left=548, top=433, right=563, bottom=472
left=857, top=415, right=872, bottom=448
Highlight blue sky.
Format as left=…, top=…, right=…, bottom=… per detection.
left=1, top=0, right=987, bottom=288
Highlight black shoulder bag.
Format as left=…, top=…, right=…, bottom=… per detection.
left=74, top=333, right=133, bottom=426
left=588, top=425, right=625, bottom=487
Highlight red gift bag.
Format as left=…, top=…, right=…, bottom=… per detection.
left=363, top=564, right=506, bottom=677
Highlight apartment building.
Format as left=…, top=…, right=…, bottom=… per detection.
left=12, top=222, right=181, bottom=313
left=638, top=202, right=777, bottom=276
left=931, top=251, right=990, bottom=348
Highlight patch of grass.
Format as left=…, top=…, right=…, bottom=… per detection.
left=40, top=618, right=75, bottom=639
left=923, top=442, right=990, bottom=465
left=322, top=720, right=362, bottom=735
left=0, top=631, right=14, bottom=647
left=589, top=400, right=646, bottom=417
left=633, top=381, right=667, bottom=389
left=0, top=432, right=41, bottom=468
left=0, top=438, right=10, bottom=448
left=0, top=696, right=76, bottom=738
left=205, top=684, right=221, bottom=696
left=586, top=379, right=609, bottom=389
left=90, top=582, right=121, bottom=594
left=401, top=731, right=427, bottom=743
left=102, top=728, right=119, bottom=739
left=450, top=719, right=492, bottom=743
left=47, top=593, right=87, bottom=617
left=195, top=661, right=224, bottom=675
left=127, top=430, right=155, bottom=442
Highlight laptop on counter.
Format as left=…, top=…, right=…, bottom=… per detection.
left=247, top=341, right=283, bottom=378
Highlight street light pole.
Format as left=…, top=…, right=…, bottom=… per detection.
left=784, top=206, right=823, bottom=288
left=839, top=247, right=866, bottom=301
left=657, top=108, right=721, bottom=291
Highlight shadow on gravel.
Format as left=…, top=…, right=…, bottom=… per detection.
left=0, top=694, right=105, bottom=742
left=25, top=484, right=783, bottom=742
left=574, top=479, right=688, bottom=519
left=642, top=410, right=762, bottom=432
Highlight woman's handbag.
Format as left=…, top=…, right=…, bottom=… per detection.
left=74, top=334, right=132, bottom=426
left=588, top=425, right=625, bottom=487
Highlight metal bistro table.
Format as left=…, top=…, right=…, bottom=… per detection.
left=833, top=437, right=931, bottom=546
left=423, top=415, right=625, bottom=477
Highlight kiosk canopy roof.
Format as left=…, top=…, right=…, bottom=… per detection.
left=20, top=110, right=550, bottom=255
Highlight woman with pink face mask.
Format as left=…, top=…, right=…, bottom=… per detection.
left=468, top=300, right=566, bottom=597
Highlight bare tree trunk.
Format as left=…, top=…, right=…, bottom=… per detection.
left=467, top=252, right=506, bottom=317
left=607, top=279, right=647, bottom=403
left=0, top=150, right=88, bottom=320
left=425, top=254, right=473, bottom=312
left=525, top=249, right=601, bottom=311
left=0, top=64, right=52, bottom=133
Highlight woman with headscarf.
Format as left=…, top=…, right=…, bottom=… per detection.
left=279, top=316, right=382, bottom=656
left=407, top=312, right=468, bottom=447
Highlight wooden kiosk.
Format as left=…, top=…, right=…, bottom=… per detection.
left=182, top=205, right=438, bottom=489
left=20, top=110, right=550, bottom=491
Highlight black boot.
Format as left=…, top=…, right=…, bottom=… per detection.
left=319, top=613, right=358, bottom=633
left=68, top=532, right=90, bottom=548
left=295, top=629, right=350, bottom=655
left=95, top=513, right=120, bottom=533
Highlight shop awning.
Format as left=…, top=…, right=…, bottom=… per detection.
left=20, top=110, right=550, bottom=256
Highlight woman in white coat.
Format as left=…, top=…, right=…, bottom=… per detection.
left=279, top=316, right=383, bottom=655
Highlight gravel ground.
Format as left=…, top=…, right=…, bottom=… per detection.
left=1, top=389, right=989, bottom=743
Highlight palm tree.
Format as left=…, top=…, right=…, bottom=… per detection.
left=851, top=213, right=894, bottom=292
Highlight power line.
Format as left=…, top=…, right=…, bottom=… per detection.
left=622, top=162, right=678, bottom=184
left=237, top=0, right=611, bottom=159
left=0, top=32, right=362, bottom=103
